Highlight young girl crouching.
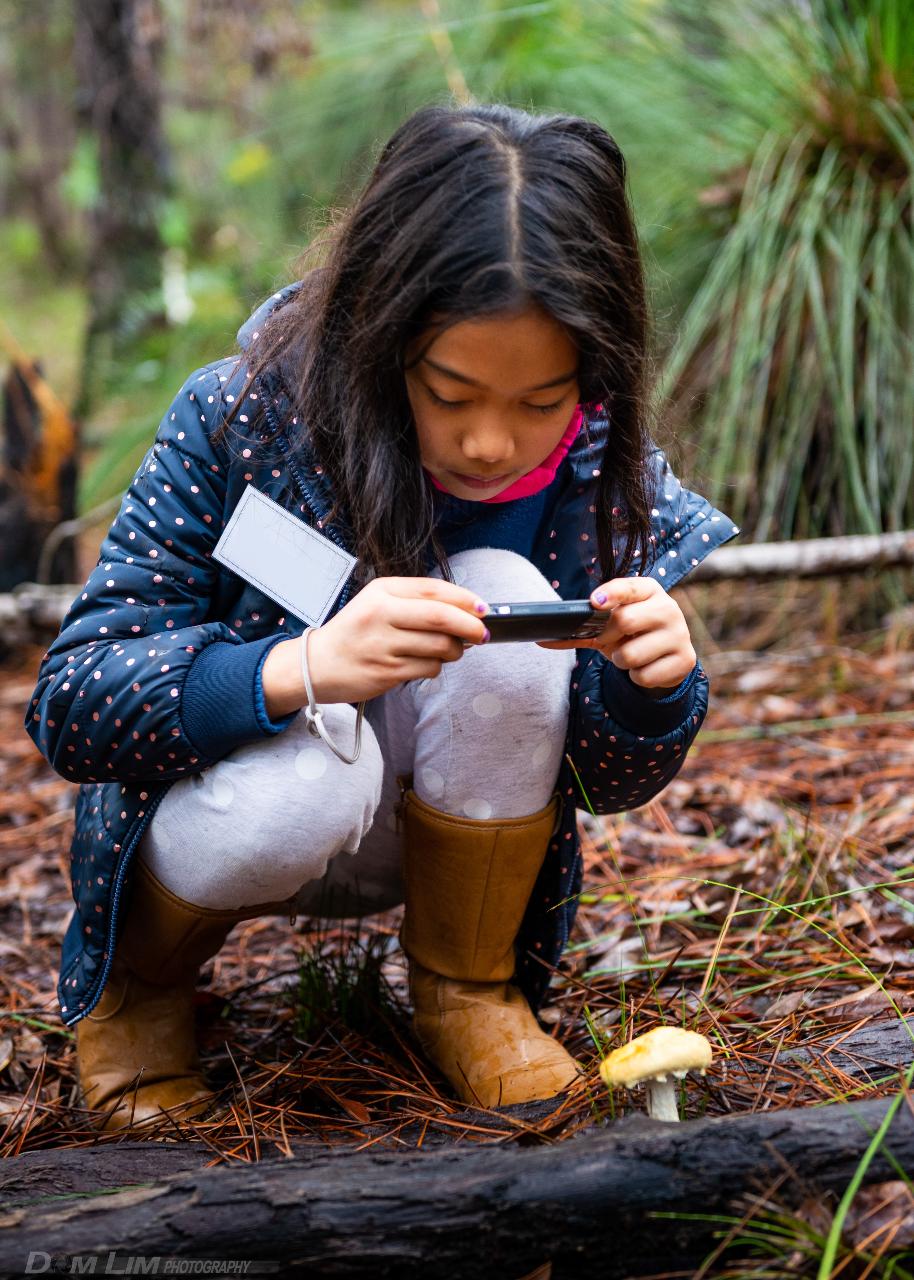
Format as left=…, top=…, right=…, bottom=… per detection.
left=25, top=102, right=738, bottom=1132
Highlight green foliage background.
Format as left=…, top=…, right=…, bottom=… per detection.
left=1, top=0, right=912, bottom=540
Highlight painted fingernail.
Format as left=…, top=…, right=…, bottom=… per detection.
left=474, top=600, right=489, bottom=615
left=482, top=628, right=491, bottom=643
left=593, top=591, right=608, bottom=605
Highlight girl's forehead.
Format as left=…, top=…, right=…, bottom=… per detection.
left=408, top=305, right=578, bottom=374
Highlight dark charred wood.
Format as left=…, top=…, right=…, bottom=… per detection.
left=0, top=1096, right=911, bottom=1279
left=784, top=1016, right=914, bottom=1084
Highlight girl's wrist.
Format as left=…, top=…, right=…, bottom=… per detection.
left=303, top=625, right=365, bottom=705
left=261, top=638, right=303, bottom=719
left=261, top=630, right=362, bottom=715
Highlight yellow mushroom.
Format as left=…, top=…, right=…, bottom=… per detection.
left=600, top=1027, right=713, bottom=1122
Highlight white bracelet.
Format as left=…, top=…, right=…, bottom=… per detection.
left=299, top=626, right=365, bottom=764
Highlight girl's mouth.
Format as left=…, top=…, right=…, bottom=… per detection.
left=451, top=472, right=512, bottom=489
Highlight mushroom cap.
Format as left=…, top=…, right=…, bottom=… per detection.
left=600, top=1026, right=713, bottom=1089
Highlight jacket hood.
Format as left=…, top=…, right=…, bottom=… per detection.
left=235, top=281, right=304, bottom=350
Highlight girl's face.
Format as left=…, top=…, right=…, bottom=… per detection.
left=404, top=304, right=580, bottom=500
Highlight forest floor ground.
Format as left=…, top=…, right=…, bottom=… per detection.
left=1, top=577, right=913, bottom=1267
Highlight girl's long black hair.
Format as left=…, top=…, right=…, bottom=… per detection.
left=215, top=102, right=653, bottom=586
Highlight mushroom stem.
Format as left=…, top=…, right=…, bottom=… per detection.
left=601, top=1027, right=711, bottom=1123
left=645, top=1079, right=679, bottom=1122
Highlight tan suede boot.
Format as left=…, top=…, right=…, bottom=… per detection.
left=397, top=778, right=582, bottom=1109
left=76, top=857, right=292, bottom=1133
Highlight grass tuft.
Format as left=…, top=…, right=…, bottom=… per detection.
left=288, top=916, right=406, bottom=1046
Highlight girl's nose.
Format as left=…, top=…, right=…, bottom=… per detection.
left=461, top=427, right=516, bottom=468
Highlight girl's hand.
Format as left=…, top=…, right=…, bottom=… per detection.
left=537, top=577, right=697, bottom=695
left=303, top=576, right=490, bottom=704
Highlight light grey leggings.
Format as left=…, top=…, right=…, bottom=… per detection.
left=137, top=548, right=577, bottom=917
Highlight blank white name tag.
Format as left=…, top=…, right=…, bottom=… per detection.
left=212, top=484, right=358, bottom=627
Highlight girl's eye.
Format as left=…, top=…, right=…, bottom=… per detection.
left=427, top=388, right=467, bottom=409
left=426, top=387, right=566, bottom=415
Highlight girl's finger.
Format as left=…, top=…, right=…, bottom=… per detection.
left=610, top=632, right=676, bottom=671
left=590, top=576, right=662, bottom=610
left=627, top=655, right=695, bottom=689
left=389, top=629, right=468, bottom=661
left=609, top=598, right=675, bottom=638
left=389, top=597, right=488, bottom=643
left=385, top=576, right=489, bottom=616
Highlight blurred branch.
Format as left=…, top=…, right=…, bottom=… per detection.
left=689, top=531, right=914, bottom=581
left=34, top=493, right=122, bottom=586
left=3, top=531, right=912, bottom=653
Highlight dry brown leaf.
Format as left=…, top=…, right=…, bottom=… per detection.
left=844, top=1181, right=914, bottom=1249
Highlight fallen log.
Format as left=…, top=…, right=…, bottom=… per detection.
left=0, top=582, right=82, bottom=659
left=2, top=528, right=913, bottom=650
left=784, top=1016, right=914, bottom=1085
left=689, top=529, right=914, bottom=581
left=0, top=1095, right=911, bottom=1278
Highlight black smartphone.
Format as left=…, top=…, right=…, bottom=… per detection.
left=481, top=600, right=606, bottom=644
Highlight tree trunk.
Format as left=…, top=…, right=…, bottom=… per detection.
left=0, top=8, right=80, bottom=274
left=73, top=0, right=170, bottom=419
left=0, top=1096, right=911, bottom=1278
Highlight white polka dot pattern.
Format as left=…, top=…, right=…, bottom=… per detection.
left=294, top=748, right=329, bottom=781
left=471, top=691, right=503, bottom=719
left=25, top=285, right=738, bottom=1024
left=419, top=766, right=445, bottom=797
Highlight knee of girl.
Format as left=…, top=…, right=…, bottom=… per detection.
left=431, top=549, right=577, bottom=719
left=430, top=546, right=557, bottom=604
left=452, top=640, right=577, bottom=744
left=286, top=702, right=385, bottom=835
left=149, top=704, right=384, bottom=894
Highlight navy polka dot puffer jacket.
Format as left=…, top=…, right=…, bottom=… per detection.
left=24, top=284, right=740, bottom=1026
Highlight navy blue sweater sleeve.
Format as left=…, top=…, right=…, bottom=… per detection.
left=564, top=648, right=708, bottom=815
left=181, top=633, right=298, bottom=758
left=23, top=364, right=298, bottom=785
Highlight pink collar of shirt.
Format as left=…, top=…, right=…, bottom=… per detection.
left=426, top=404, right=584, bottom=503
